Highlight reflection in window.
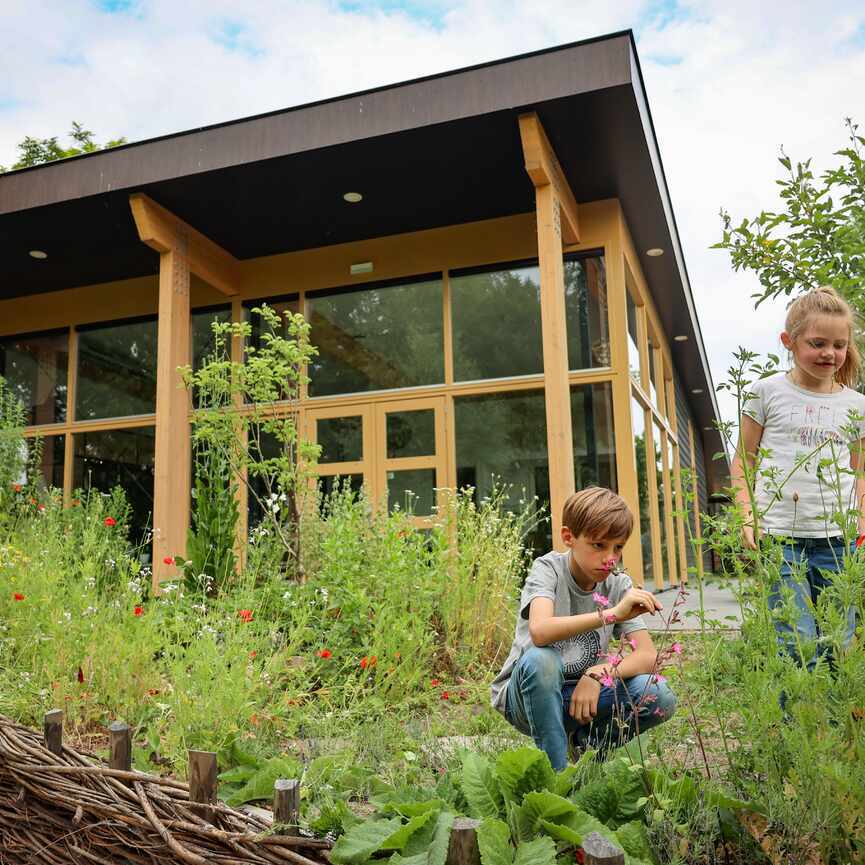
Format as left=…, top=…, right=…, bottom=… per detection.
left=653, top=422, right=671, bottom=583
left=565, top=256, right=610, bottom=370
left=631, top=398, right=652, bottom=582
left=192, top=307, right=233, bottom=371
left=26, top=434, right=65, bottom=489
left=76, top=318, right=158, bottom=420
left=387, top=468, right=436, bottom=515
left=648, top=344, right=659, bottom=408
left=455, top=390, right=549, bottom=552
left=664, top=432, right=679, bottom=583
left=244, top=297, right=299, bottom=353
left=626, top=293, right=641, bottom=385
left=452, top=265, right=542, bottom=381
left=318, top=416, right=363, bottom=463
left=72, top=427, right=155, bottom=541
left=0, top=331, right=68, bottom=425
left=386, top=409, right=435, bottom=458
left=571, top=383, right=617, bottom=492
left=318, top=475, right=365, bottom=512
left=308, top=279, right=443, bottom=396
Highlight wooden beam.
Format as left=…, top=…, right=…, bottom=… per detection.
left=152, top=247, right=191, bottom=588
left=129, top=193, right=240, bottom=297
left=518, top=114, right=580, bottom=245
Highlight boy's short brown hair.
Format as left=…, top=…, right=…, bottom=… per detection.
left=562, top=487, right=634, bottom=541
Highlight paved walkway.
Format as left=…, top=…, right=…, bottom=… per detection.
left=645, top=578, right=742, bottom=632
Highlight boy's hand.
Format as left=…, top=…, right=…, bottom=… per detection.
left=569, top=675, right=601, bottom=725
left=612, top=588, right=662, bottom=622
left=742, top=524, right=758, bottom=550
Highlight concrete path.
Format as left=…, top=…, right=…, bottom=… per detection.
left=645, top=578, right=742, bottom=632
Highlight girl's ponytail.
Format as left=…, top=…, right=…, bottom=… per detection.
left=785, top=286, right=861, bottom=389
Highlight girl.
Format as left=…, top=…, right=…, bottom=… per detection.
left=731, top=286, right=864, bottom=671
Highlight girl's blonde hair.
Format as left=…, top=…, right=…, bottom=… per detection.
left=785, top=285, right=861, bottom=388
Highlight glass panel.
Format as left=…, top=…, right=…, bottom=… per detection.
left=245, top=297, right=299, bottom=350
left=626, top=293, right=641, bottom=385
left=386, top=409, right=435, bottom=458
left=452, top=265, right=542, bottom=381
left=648, top=345, right=658, bottom=408
left=76, top=319, right=158, bottom=420
left=247, top=425, right=295, bottom=530
left=319, top=474, right=365, bottom=507
left=387, top=468, right=436, bottom=515
left=571, top=383, right=616, bottom=492
left=72, top=427, right=155, bottom=542
left=564, top=256, right=610, bottom=370
left=26, top=434, right=65, bottom=489
left=455, top=389, right=549, bottom=553
left=0, top=331, right=68, bottom=425
left=654, top=422, right=669, bottom=582
left=192, top=307, right=232, bottom=371
left=317, top=416, right=363, bottom=462
left=631, top=397, right=652, bottom=582
left=308, top=279, right=443, bottom=396
left=666, top=435, right=680, bottom=583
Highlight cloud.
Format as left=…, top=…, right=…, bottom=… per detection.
left=0, top=0, right=863, bottom=433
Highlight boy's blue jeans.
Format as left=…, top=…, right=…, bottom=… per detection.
left=768, top=536, right=857, bottom=671
left=504, top=646, right=677, bottom=771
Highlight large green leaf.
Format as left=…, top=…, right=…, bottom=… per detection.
left=461, top=753, right=504, bottom=819
left=538, top=820, right=582, bottom=846
left=424, top=810, right=455, bottom=865
left=477, top=818, right=513, bottom=865
left=496, top=748, right=555, bottom=805
left=331, top=817, right=405, bottom=865
left=602, top=758, right=648, bottom=825
left=223, top=757, right=303, bottom=807
left=389, top=854, right=429, bottom=865
left=380, top=811, right=438, bottom=851
left=513, top=836, right=557, bottom=865
left=614, top=821, right=655, bottom=864
left=514, top=791, right=578, bottom=840
left=384, top=800, right=447, bottom=819
left=572, top=779, right=618, bottom=825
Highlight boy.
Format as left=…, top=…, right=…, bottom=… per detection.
left=491, top=487, right=676, bottom=770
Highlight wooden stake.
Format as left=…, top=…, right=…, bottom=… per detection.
left=109, top=721, right=132, bottom=772
left=43, top=709, right=63, bottom=756
left=273, top=778, right=300, bottom=834
left=446, top=817, right=481, bottom=865
left=582, top=831, right=625, bottom=865
left=188, top=750, right=218, bottom=820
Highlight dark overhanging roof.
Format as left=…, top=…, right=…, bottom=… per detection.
left=0, top=29, right=724, bottom=457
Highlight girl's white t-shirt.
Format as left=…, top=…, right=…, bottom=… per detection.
left=743, top=372, right=865, bottom=537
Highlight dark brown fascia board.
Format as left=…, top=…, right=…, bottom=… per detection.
left=0, top=33, right=632, bottom=216
left=625, top=34, right=725, bottom=453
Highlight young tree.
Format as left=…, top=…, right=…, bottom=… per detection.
left=714, top=119, right=865, bottom=308
left=0, top=122, right=127, bottom=172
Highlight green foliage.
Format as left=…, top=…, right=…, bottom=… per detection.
left=219, top=755, right=303, bottom=806
left=0, top=378, right=27, bottom=522
left=714, top=118, right=865, bottom=306
left=495, top=747, right=555, bottom=806
left=0, top=121, right=127, bottom=172
left=460, top=752, right=504, bottom=819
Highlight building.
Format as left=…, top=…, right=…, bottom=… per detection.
left=0, top=30, right=725, bottom=588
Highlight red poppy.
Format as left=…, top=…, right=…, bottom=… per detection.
left=360, top=656, right=369, bottom=669
left=77, top=667, right=85, bottom=684
left=162, top=556, right=174, bottom=565
left=13, top=593, right=24, bottom=602
left=369, top=655, right=377, bottom=666
left=249, top=651, right=257, bottom=659
left=394, top=652, right=401, bottom=660
left=575, top=849, right=585, bottom=865
left=37, top=504, right=45, bottom=512
left=133, top=606, right=143, bottom=617
left=318, top=649, right=332, bottom=659
left=104, top=517, right=116, bottom=527
left=238, top=609, right=253, bottom=623
left=430, top=678, right=440, bottom=687
left=441, top=691, right=450, bottom=700
left=13, top=484, right=22, bottom=493
left=857, top=534, right=865, bottom=549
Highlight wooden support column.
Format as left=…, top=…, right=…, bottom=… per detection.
left=130, top=193, right=240, bottom=588
left=519, top=113, right=580, bottom=550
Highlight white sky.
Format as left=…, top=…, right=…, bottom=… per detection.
left=2, top=0, right=864, bottom=429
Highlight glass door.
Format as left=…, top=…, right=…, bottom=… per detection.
left=374, top=397, right=447, bottom=526
left=305, top=405, right=372, bottom=503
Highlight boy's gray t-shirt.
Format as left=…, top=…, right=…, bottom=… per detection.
left=742, top=373, right=865, bottom=537
left=490, top=551, right=647, bottom=715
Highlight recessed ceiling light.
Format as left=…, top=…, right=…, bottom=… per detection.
left=673, top=334, right=688, bottom=342
left=29, top=250, right=48, bottom=259
left=692, top=388, right=704, bottom=394
left=646, top=248, right=664, bottom=257
left=704, top=426, right=714, bottom=431
left=343, top=192, right=363, bottom=203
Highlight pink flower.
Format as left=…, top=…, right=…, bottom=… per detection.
left=652, top=674, right=667, bottom=685
left=603, top=611, right=617, bottom=625
left=600, top=674, right=615, bottom=688
left=652, top=707, right=666, bottom=717
left=671, top=642, right=683, bottom=655
left=609, top=655, right=622, bottom=667
left=627, top=637, right=637, bottom=650
left=592, top=592, right=610, bottom=607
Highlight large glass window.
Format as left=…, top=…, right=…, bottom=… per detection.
left=647, top=343, right=659, bottom=409
left=654, top=421, right=671, bottom=582
left=455, top=389, right=549, bottom=551
left=76, top=318, right=158, bottom=421
left=571, top=383, right=617, bottom=492
left=72, top=427, right=155, bottom=540
left=451, top=264, right=542, bottom=381
left=667, top=434, right=681, bottom=584
left=626, top=293, right=641, bottom=386
left=192, top=306, right=233, bottom=371
left=244, top=296, right=299, bottom=353
left=564, top=256, right=609, bottom=370
left=0, top=330, right=68, bottom=425
left=631, top=397, right=652, bottom=582
left=308, top=279, right=443, bottom=396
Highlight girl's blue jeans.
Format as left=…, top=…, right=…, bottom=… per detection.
left=768, top=535, right=857, bottom=671
left=504, top=646, right=676, bottom=771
